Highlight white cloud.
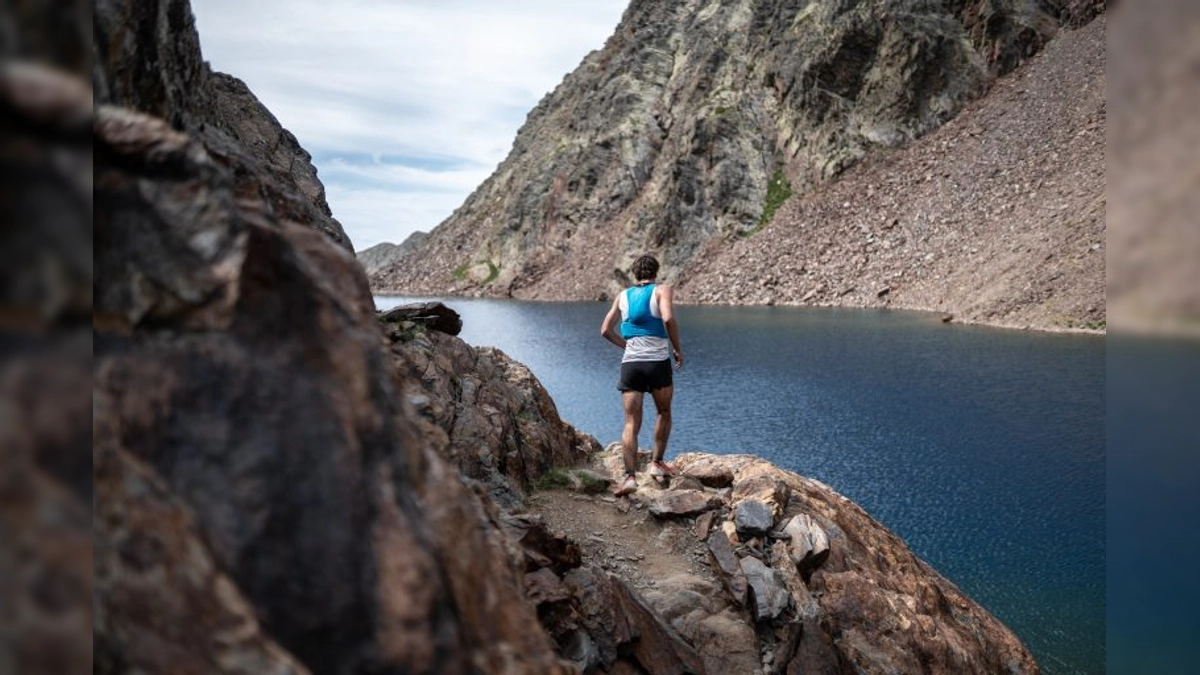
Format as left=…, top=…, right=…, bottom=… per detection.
left=191, top=0, right=627, bottom=251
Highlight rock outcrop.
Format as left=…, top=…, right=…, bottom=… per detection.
left=382, top=309, right=601, bottom=509
left=529, top=448, right=1041, bottom=675
left=93, top=0, right=352, bottom=253
left=370, top=0, right=1102, bottom=332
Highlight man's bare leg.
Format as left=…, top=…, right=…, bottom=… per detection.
left=650, top=385, right=674, bottom=463
left=621, top=391, right=644, bottom=474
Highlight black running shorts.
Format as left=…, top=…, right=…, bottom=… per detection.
left=618, top=359, right=673, bottom=393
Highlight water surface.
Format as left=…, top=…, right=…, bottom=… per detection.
left=379, top=296, right=1105, bottom=675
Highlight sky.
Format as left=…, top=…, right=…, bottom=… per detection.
left=191, top=0, right=628, bottom=252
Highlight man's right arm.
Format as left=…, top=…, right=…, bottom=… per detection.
left=600, top=298, right=626, bottom=349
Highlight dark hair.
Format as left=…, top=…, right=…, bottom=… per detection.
left=631, top=254, right=659, bottom=281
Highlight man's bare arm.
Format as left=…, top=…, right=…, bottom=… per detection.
left=600, top=297, right=626, bottom=349
left=659, top=285, right=684, bottom=370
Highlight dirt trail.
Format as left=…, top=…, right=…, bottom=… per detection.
left=527, top=451, right=718, bottom=595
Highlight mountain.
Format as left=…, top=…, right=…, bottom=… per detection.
left=357, top=231, right=429, bottom=275
left=371, top=0, right=1104, bottom=331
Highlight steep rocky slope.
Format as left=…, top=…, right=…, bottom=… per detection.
left=358, top=231, right=429, bottom=275
left=681, top=15, right=1105, bottom=330
left=371, top=0, right=1103, bottom=331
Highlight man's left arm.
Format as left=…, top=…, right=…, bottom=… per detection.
left=660, top=286, right=684, bottom=370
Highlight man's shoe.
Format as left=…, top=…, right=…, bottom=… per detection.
left=614, top=475, right=637, bottom=496
left=650, top=460, right=676, bottom=477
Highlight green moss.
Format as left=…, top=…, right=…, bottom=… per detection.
left=482, top=260, right=499, bottom=284
left=451, top=259, right=500, bottom=284
left=750, top=168, right=793, bottom=236
left=533, top=468, right=573, bottom=491
left=573, top=471, right=610, bottom=495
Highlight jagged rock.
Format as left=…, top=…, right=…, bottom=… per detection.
left=525, top=567, right=572, bottom=606
left=783, top=512, right=832, bottom=574
left=740, top=556, right=792, bottom=623
left=564, top=567, right=707, bottom=675
left=770, top=541, right=822, bottom=622
left=733, top=498, right=776, bottom=538
left=648, top=489, right=724, bottom=518
left=643, top=574, right=760, bottom=675
left=693, top=511, right=717, bottom=541
left=387, top=323, right=600, bottom=507
left=680, top=458, right=735, bottom=488
left=706, top=529, right=748, bottom=607
left=503, top=513, right=583, bottom=574
left=379, top=300, right=463, bottom=335
left=731, top=467, right=792, bottom=520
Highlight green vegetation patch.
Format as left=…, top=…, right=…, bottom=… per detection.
left=482, top=260, right=499, bottom=284
left=451, top=259, right=500, bottom=284
left=451, top=261, right=470, bottom=281
left=533, top=468, right=574, bottom=491
left=752, top=168, right=793, bottom=235
left=572, top=470, right=611, bottom=495
left=532, top=467, right=612, bottom=494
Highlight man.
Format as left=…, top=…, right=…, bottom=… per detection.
left=600, top=254, right=684, bottom=496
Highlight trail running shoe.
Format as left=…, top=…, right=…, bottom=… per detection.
left=650, top=460, right=677, bottom=477
left=614, top=475, right=638, bottom=496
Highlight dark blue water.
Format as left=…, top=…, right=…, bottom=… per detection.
left=379, top=297, right=1105, bottom=675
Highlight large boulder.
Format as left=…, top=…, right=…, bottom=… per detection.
left=385, top=321, right=600, bottom=508
left=88, top=1, right=580, bottom=672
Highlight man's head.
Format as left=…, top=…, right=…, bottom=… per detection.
left=631, top=254, right=660, bottom=281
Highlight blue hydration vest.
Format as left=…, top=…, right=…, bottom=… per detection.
left=620, top=284, right=668, bottom=339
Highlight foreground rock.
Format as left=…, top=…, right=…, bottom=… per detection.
left=92, top=1, right=570, bottom=672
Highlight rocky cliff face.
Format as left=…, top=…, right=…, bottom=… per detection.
left=682, top=14, right=1106, bottom=330
left=93, top=0, right=353, bottom=253
left=370, top=0, right=1100, bottom=327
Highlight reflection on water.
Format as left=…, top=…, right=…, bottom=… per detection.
left=378, top=296, right=1105, bottom=675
